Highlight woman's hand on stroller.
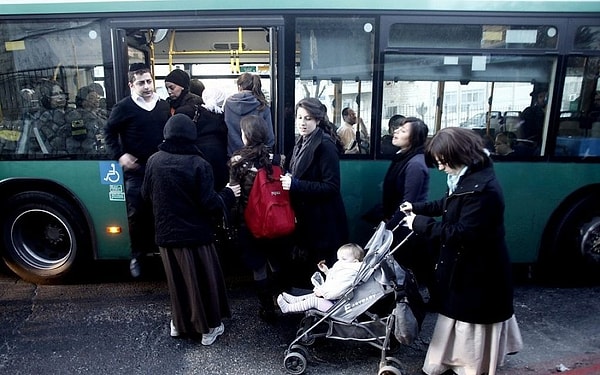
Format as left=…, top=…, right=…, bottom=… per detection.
left=403, top=212, right=415, bottom=230
left=399, top=201, right=413, bottom=214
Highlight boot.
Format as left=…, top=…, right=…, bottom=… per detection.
left=255, top=279, right=277, bottom=322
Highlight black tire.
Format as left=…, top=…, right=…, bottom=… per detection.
left=1, top=191, right=89, bottom=284
left=538, top=193, right=600, bottom=285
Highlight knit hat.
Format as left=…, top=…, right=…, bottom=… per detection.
left=163, top=113, right=197, bottom=141
left=165, top=69, right=190, bottom=90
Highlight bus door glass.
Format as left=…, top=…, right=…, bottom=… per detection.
left=294, top=17, right=376, bottom=156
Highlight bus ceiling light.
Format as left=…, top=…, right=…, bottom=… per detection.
left=106, top=226, right=122, bottom=234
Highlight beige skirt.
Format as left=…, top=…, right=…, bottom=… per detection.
left=422, top=314, right=523, bottom=375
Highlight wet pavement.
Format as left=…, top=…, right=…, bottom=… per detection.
left=1, top=260, right=600, bottom=375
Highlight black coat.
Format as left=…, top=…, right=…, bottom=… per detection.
left=412, top=159, right=514, bottom=324
left=286, top=128, right=349, bottom=260
left=141, top=140, right=235, bottom=248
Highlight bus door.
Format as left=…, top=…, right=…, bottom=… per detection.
left=108, top=16, right=284, bottom=148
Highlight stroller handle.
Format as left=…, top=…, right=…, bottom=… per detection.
left=388, top=230, right=414, bottom=258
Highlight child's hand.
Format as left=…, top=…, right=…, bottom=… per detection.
left=317, top=260, right=328, bottom=274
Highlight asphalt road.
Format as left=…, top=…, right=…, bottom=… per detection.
left=1, top=260, right=600, bottom=375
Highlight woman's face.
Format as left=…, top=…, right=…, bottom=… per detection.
left=49, top=85, right=66, bottom=109
left=296, top=107, right=318, bottom=137
left=435, top=156, right=463, bottom=176
left=166, top=82, right=184, bottom=100
left=392, top=122, right=412, bottom=150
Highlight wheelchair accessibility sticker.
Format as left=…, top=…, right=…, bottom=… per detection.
left=99, top=161, right=126, bottom=201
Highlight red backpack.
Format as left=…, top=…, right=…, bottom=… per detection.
left=244, top=160, right=295, bottom=239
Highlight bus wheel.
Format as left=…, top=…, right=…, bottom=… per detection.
left=1, top=191, right=88, bottom=284
left=543, top=194, right=600, bottom=284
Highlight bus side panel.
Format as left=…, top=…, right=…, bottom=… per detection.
left=0, top=160, right=131, bottom=260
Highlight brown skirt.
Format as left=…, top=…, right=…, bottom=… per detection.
left=160, top=244, right=231, bottom=336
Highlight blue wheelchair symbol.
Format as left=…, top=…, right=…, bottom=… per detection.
left=100, top=161, right=122, bottom=185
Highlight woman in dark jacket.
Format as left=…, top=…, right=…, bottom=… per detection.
left=280, top=97, right=348, bottom=289
left=381, top=117, right=432, bottom=290
left=166, top=69, right=228, bottom=189
left=141, top=114, right=241, bottom=344
left=402, top=127, right=522, bottom=375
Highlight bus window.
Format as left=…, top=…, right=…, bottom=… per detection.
left=0, top=20, right=109, bottom=158
left=381, top=52, right=557, bottom=157
left=555, top=56, right=600, bottom=157
left=294, top=17, right=375, bottom=155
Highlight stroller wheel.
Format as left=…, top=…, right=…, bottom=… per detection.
left=378, top=364, right=402, bottom=375
left=290, top=344, right=310, bottom=359
left=284, top=351, right=307, bottom=375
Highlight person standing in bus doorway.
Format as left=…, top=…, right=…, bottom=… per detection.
left=223, top=72, right=274, bottom=156
left=337, top=107, right=370, bottom=154
left=381, top=117, right=433, bottom=294
left=280, top=98, right=349, bottom=290
left=401, top=127, right=523, bottom=375
left=104, top=63, right=170, bottom=278
left=228, top=115, right=292, bottom=322
left=165, top=69, right=228, bottom=190
left=141, top=113, right=241, bottom=343
left=164, top=69, right=203, bottom=118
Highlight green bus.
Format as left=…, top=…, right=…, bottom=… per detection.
left=0, top=0, right=599, bottom=284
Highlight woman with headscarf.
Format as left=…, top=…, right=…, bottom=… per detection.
left=142, top=113, right=240, bottom=344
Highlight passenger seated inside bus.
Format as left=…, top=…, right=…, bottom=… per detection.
left=380, top=114, right=405, bottom=155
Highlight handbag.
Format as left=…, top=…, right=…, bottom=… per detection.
left=214, top=195, right=238, bottom=251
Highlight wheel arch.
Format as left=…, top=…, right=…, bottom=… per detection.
left=538, top=182, right=600, bottom=284
left=0, top=177, right=98, bottom=260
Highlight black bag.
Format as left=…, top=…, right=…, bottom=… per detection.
left=214, top=195, right=238, bottom=251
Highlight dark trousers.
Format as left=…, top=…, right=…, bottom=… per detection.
left=124, top=168, right=156, bottom=259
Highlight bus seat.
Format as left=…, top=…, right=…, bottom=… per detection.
left=590, top=122, right=600, bottom=138
left=502, top=111, right=521, bottom=132
left=558, top=120, right=584, bottom=137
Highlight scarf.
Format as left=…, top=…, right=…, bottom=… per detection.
left=289, top=127, right=320, bottom=176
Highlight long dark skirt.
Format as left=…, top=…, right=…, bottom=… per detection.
left=160, top=244, right=231, bottom=336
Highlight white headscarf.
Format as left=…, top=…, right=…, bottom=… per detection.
left=202, top=87, right=226, bottom=114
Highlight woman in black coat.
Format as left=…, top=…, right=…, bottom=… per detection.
left=280, top=98, right=348, bottom=289
left=402, top=127, right=522, bottom=375
left=142, top=114, right=240, bottom=343
left=165, top=70, right=229, bottom=189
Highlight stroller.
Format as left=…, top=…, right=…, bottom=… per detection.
left=283, top=222, right=425, bottom=375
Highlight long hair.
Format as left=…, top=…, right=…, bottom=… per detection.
left=425, top=127, right=488, bottom=169
left=401, top=117, right=429, bottom=152
left=295, top=98, right=344, bottom=154
left=229, top=115, right=274, bottom=180
left=237, top=73, right=269, bottom=110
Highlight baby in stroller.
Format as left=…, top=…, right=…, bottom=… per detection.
left=277, top=243, right=365, bottom=314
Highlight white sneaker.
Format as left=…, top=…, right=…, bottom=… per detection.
left=170, top=320, right=179, bottom=337
left=201, top=323, right=224, bottom=346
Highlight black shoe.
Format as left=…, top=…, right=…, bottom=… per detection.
left=130, top=258, right=141, bottom=278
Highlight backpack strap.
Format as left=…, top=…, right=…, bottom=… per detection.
left=271, top=153, right=282, bottom=166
